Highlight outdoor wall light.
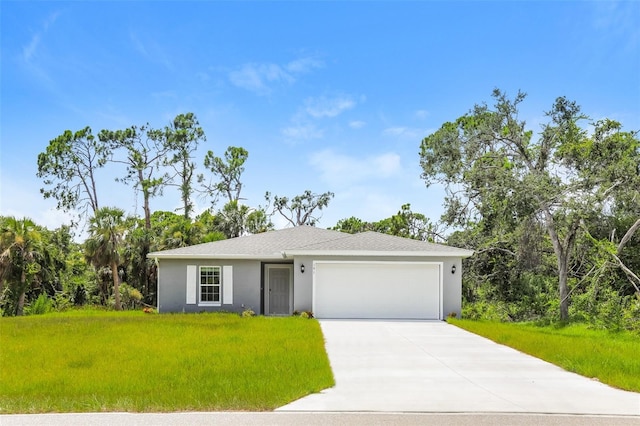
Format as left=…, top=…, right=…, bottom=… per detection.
left=451, top=264, right=456, bottom=274
left=300, top=264, right=305, bottom=274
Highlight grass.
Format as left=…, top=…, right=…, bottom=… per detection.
left=449, top=319, right=640, bottom=393
left=0, top=311, right=334, bottom=413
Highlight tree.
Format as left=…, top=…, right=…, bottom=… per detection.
left=163, top=113, right=206, bottom=219
left=332, top=204, right=441, bottom=242
left=99, top=125, right=170, bottom=230
left=215, top=201, right=250, bottom=238
left=0, top=217, right=51, bottom=316
left=372, top=204, right=441, bottom=242
left=245, top=208, right=273, bottom=235
left=331, top=216, right=372, bottom=234
left=37, top=127, right=109, bottom=218
left=84, top=207, right=126, bottom=310
left=560, top=119, right=640, bottom=296
left=419, top=90, right=614, bottom=321
left=265, top=190, right=334, bottom=227
left=200, top=146, right=249, bottom=205
left=211, top=202, right=273, bottom=238
left=99, top=124, right=170, bottom=302
left=150, top=210, right=204, bottom=250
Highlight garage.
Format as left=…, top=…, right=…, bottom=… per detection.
left=312, top=261, right=442, bottom=319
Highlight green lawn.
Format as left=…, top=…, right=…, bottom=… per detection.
left=0, top=311, right=334, bottom=413
left=449, top=319, right=640, bottom=392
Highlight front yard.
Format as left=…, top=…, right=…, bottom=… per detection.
left=0, top=311, right=334, bottom=413
left=450, top=319, right=640, bottom=392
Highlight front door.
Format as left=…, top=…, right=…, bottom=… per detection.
left=266, top=265, right=292, bottom=315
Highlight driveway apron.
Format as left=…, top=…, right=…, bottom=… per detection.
left=277, top=320, right=640, bottom=415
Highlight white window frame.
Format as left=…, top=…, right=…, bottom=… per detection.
left=199, top=266, right=222, bottom=306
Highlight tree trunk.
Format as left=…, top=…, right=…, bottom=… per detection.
left=112, top=261, right=122, bottom=311
left=142, top=184, right=152, bottom=302
left=16, top=290, right=26, bottom=316
left=542, top=210, right=578, bottom=322
left=557, top=253, right=570, bottom=321
left=16, top=271, right=26, bottom=316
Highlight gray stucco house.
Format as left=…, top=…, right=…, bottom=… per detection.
left=147, top=226, right=473, bottom=319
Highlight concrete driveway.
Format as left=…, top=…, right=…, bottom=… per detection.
left=278, top=320, right=640, bottom=415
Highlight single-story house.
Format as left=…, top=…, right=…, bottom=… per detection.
left=147, top=226, right=473, bottom=320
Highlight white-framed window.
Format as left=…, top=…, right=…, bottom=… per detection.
left=199, top=266, right=221, bottom=305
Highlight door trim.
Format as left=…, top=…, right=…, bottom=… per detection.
left=264, top=263, right=293, bottom=316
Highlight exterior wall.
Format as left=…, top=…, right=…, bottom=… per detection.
left=157, top=258, right=261, bottom=314
left=443, top=258, right=463, bottom=318
left=292, top=257, right=313, bottom=313
left=293, top=255, right=463, bottom=319
left=157, top=255, right=464, bottom=318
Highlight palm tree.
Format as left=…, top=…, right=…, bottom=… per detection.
left=0, top=217, right=48, bottom=316
left=84, top=207, right=126, bottom=310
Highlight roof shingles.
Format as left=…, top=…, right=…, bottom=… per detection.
left=148, top=226, right=473, bottom=258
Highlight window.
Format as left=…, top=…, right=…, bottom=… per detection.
left=200, top=266, right=221, bottom=304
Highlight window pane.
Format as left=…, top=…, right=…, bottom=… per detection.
left=200, top=266, right=221, bottom=303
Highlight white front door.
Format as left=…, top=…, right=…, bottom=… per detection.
left=266, top=264, right=293, bottom=315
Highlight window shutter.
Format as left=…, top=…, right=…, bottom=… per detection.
left=222, top=265, right=233, bottom=305
left=186, top=265, right=197, bottom=304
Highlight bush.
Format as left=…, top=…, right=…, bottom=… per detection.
left=26, top=294, right=52, bottom=315
left=622, top=296, right=640, bottom=333
left=119, top=283, right=143, bottom=310
left=52, top=293, right=73, bottom=312
left=241, top=308, right=256, bottom=317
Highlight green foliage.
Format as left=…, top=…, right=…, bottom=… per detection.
left=98, top=124, right=171, bottom=223
left=421, top=89, right=639, bottom=321
left=266, top=190, right=334, bottom=227
left=0, top=312, right=334, bottom=413
left=332, top=204, right=440, bottom=242
left=119, top=283, right=143, bottom=310
left=450, top=319, right=640, bottom=392
left=84, top=207, right=126, bottom=310
left=0, top=217, right=54, bottom=316
left=36, top=126, right=108, bottom=215
left=25, top=293, right=52, bottom=315
left=200, top=146, right=249, bottom=205
left=163, top=113, right=206, bottom=219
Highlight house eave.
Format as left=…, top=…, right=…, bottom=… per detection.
left=281, top=249, right=474, bottom=258
left=147, top=253, right=284, bottom=260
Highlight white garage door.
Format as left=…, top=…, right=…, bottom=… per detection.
left=313, top=261, right=442, bottom=320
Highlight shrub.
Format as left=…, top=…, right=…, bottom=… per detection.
left=52, top=293, right=73, bottom=312
left=119, top=283, right=143, bottom=310
left=26, top=293, right=52, bottom=315
left=241, top=308, right=256, bottom=317
left=622, top=296, right=640, bottom=334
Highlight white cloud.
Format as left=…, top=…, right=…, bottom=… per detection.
left=309, top=149, right=401, bottom=186
left=383, top=126, right=427, bottom=140
left=415, top=109, right=430, bottom=120
left=349, top=120, right=366, bottom=129
left=129, top=32, right=173, bottom=71
left=0, top=174, right=77, bottom=235
left=22, top=11, right=60, bottom=63
left=229, top=56, right=323, bottom=95
left=282, top=124, right=324, bottom=142
left=229, top=63, right=293, bottom=95
left=304, top=95, right=356, bottom=118
left=285, top=57, right=324, bottom=73
left=22, top=34, right=41, bottom=62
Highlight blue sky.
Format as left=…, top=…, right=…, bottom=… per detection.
left=1, top=1, right=639, bottom=233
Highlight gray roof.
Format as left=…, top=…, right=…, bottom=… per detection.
left=148, top=226, right=473, bottom=259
